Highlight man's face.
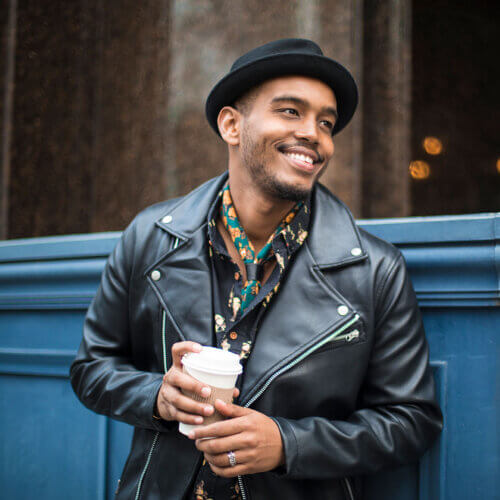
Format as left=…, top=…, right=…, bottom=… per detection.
left=236, top=75, right=337, bottom=201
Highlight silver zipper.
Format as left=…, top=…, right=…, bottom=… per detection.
left=134, top=432, right=159, bottom=500
left=161, top=309, right=168, bottom=372
left=238, top=475, right=247, bottom=500
left=237, top=314, right=360, bottom=500
left=344, top=477, right=354, bottom=500
left=335, top=329, right=359, bottom=343
left=134, top=310, right=169, bottom=500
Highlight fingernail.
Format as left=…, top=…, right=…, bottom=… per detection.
left=188, top=431, right=195, bottom=439
left=201, top=387, right=211, bottom=398
left=204, top=405, right=213, bottom=415
left=195, top=416, right=203, bottom=424
left=193, top=344, right=202, bottom=351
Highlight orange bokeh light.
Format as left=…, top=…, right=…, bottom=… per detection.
left=409, top=161, right=430, bottom=180
left=496, top=158, right=500, bottom=174
left=423, top=137, right=443, bottom=155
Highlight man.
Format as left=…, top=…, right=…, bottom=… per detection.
left=71, top=39, right=442, bottom=499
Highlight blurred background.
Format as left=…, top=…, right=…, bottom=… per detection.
left=0, top=0, right=498, bottom=240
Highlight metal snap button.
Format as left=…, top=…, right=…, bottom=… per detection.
left=151, top=270, right=161, bottom=281
left=337, top=305, right=349, bottom=316
left=351, top=247, right=362, bottom=256
left=162, top=215, right=172, bottom=224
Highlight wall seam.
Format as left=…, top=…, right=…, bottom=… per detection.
left=1, top=0, right=17, bottom=239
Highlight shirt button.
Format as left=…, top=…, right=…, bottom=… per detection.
left=162, top=215, right=172, bottom=224
left=151, top=270, right=162, bottom=281
left=337, top=305, right=349, bottom=316
left=229, top=331, right=238, bottom=340
left=351, top=247, right=362, bottom=256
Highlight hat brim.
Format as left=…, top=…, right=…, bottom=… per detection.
left=205, top=52, right=358, bottom=137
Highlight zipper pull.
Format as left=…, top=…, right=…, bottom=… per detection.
left=345, top=330, right=359, bottom=342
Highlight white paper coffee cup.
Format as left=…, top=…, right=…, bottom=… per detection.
left=179, top=346, right=243, bottom=436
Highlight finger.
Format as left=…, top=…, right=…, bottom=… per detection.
left=171, top=341, right=202, bottom=368
left=207, top=461, right=247, bottom=478
left=232, top=388, right=240, bottom=399
left=162, top=385, right=214, bottom=418
left=195, top=432, right=248, bottom=455
left=170, top=406, right=206, bottom=425
left=167, top=369, right=212, bottom=400
left=204, top=448, right=253, bottom=469
left=189, top=415, right=249, bottom=440
left=213, top=399, right=250, bottom=418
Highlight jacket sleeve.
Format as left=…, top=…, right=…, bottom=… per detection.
left=70, top=219, right=172, bottom=432
left=273, top=253, right=443, bottom=479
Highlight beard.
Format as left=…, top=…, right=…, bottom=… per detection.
left=240, top=125, right=314, bottom=202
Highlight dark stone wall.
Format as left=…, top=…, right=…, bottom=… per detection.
left=362, top=0, right=411, bottom=218
left=165, top=0, right=365, bottom=215
left=4, top=0, right=171, bottom=238
left=0, top=1, right=496, bottom=239
left=411, top=0, right=500, bottom=215
left=8, top=1, right=94, bottom=238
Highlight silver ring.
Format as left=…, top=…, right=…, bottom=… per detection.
left=227, top=450, right=237, bottom=467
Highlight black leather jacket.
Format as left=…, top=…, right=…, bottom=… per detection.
left=70, top=173, right=442, bottom=500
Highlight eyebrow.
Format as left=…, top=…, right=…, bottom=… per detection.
left=270, top=95, right=338, bottom=120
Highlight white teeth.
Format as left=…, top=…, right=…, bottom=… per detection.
left=285, top=152, right=314, bottom=164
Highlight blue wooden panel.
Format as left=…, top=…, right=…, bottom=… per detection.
left=0, top=373, right=107, bottom=500
left=0, top=213, right=498, bottom=499
left=422, top=308, right=499, bottom=499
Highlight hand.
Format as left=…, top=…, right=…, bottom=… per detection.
left=189, top=399, right=285, bottom=477
left=155, top=342, right=238, bottom=425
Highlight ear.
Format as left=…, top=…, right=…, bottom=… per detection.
left=217, top=106, right=241, bottom=146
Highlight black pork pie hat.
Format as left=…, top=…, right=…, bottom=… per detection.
left=205, top=38, right=358, bottom=137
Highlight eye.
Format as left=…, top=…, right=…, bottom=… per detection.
left=320, top=119, right=334, bottom=131
left=280, top=108, right=299, bottom=116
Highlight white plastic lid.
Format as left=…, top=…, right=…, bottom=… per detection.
left=182, top=346, right=243, bottom=375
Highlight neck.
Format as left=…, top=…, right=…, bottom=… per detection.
left=227, top=177, right=296, bottom=253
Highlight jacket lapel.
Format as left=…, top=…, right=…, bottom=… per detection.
left=240, top=185, right=368, bottom=404
left=147, top=225, right=214, bottom=346
left=145, top=174, right=368, bottom=399
left=145, top=173, right=228, bottom=345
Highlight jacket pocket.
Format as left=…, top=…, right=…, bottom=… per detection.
left=311, top=320, right=366, bottom=356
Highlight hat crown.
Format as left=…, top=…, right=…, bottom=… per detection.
left=231, top=38, right=324, bottom=72
left=206, top=38, right=357, bottom=137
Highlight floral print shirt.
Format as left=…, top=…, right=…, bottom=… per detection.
left=189, top=187, right=311, bottom=500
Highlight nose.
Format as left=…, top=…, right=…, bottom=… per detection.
left=294, top=116, right=319, bottom=143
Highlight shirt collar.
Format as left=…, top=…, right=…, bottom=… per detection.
left=207, top=187, right=312, bottom=260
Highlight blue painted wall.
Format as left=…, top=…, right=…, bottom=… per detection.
left=0, top=213, right=498, bottom=499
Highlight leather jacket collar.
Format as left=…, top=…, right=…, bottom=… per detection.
left=154, top=171, right=367, bottom=267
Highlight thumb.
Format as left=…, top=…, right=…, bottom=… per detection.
left=214, top=399, right=250, bottom=418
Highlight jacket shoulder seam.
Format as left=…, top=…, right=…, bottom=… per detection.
left=374, top=253, right=404, bottom=325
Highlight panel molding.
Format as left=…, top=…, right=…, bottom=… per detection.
left=0, top=292, right=94, bottom=310
left=0, top=348, right=75, bottom=376
left=419, top=360, right=448, bottom=500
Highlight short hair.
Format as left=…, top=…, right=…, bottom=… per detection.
left=233, top=85, right=260, bottom=116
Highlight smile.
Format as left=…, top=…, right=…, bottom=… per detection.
left=281, top=150, right=319, bottom=173
left=284, top=152, right=314, bottom=165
